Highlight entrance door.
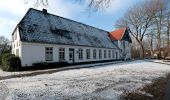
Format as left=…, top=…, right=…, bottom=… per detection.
left=69, top=48, right=74, bottom=63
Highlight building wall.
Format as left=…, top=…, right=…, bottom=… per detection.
left=11, top=27, right=22, bottom=58
left=20, top=42, right=120, bottom=67
left=118, top=40, right=131, bottom=59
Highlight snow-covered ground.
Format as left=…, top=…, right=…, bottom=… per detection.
left=148, top=59, right=170, bottom=65
left=0, top=70, right=32, bottom=77
left=1, top=60, right=170, bottom=100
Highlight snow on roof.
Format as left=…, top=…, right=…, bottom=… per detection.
left=18, top=8, right=117, bottom=49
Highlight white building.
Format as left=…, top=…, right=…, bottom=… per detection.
left=11, top=8, right=132, bottom=67
left=110, top=28, right=132, bottom=60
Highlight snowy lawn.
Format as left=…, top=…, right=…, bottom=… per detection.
left=0, top=69, right=32, bottom=77
left=1, top=60, right=170, bottom=100
left=147, top=59, right=170, bottom=65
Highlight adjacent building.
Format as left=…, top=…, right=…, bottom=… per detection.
left=110, top=28, right=132, bottom=60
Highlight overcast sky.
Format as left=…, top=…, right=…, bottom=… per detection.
left=0, top=0, right=143, bottom=39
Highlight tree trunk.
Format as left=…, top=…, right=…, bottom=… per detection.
left=167, top=15, right=170, bottom=48
left=138, top=41, right=145, bottom=59
left=149, top=34, right=154, bottom=57
left=156, top=16, right=162, bottom=59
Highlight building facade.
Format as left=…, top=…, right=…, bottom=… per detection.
left=12, top=8, right=131, bottom=67
left=110, top=28, right=132, bottom=60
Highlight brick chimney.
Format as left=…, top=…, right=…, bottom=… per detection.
left=43, top=9, right=47, bottom=14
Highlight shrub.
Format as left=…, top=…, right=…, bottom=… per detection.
left=1, top=53, right=21, bottom=71
left=0, top=55, right=2, bottom=65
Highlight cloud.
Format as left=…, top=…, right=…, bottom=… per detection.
left=0, top=16, right=17, bottom=38
left=0, top=0, right=29, bottom=16
left=105, top=0, right=139, bottom=14
left=0, top=0, right=83, bottom=39
left=47, top=0, right=83, bottom=18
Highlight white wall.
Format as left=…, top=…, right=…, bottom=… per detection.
left=20, top=42, right=120, bottom=67
left=11, top=27, right=22, bottom=57
left=118, top=40, right=131, bottom=59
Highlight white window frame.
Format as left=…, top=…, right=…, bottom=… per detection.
left=115, top=52, right=118, bottom=59
left=78, top=48, right=83, bottom=60
left=104, top=50, right=107, bottom=58
left=93, top=49, right=96, bottom=59
left=45, top=47, right=53, bottom=61
left=16, top=49, right=19, bottom=56
left=112, top=50, right=114, bottom=58
left=59, top=48, right=65, bottom=61
left=86, top=49, right=90, bottom=59
left=108, top=50, right=111, bottom=58
left=99, top=49, right=102, bottom=59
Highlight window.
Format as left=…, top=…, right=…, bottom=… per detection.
left=69, top=48, right=74, bottom=60
left=115, top=52, right=118, bottom=59
left=86, top=49, right=90, bottom=59
left=59, top=48, right=65, bottom=61
left=104, top=50, right=107, bottom=58
left=16, top=49, right=19, bottom=56
left=108, top=50, right=111, bottom=58
left=112, top=50, right=114, bottom=58
left=17, top=41, right=18, bottom=47
left=93, top=49, right=96, bottom=59
left=78, top=48, right=83, bottom=60
left=45, top=47, right=53, bottom=61
left=99, top=49, right=102, bottom=59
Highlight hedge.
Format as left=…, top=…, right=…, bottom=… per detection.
left=1, top=53, right=21, bottom=71
left=0, top=55, right=2, bottom=65
left=32, top=62, right=68, bottom=69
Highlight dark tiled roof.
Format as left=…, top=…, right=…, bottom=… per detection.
left=18, top=8, right=118, bottom=49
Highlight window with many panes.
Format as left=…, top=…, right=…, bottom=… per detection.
left=99, top=49, right=102, bottom=59
left=78, top=48, right=83, bottom=60
left=16, top=49, right=19, bottom=56
left=115, top=52, right=118, bottom=59
left=108, top=50, right=111, bottom=58
left=59, top=48, right=65, bottom=61
left=45, top=47, right=53, bottom=61
left=86, top=49, right=90, bottom=59
left=112, top=50, right=114, bottom=58
left=93, top=49, right=96, bottom=59
left=104, top=50, right=107, bottom=58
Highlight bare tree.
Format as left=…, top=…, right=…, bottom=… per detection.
left=0, top=36, right=10, bottom=55
left=148, top=0, right=170, bottom=59
left=152, top=0, right=166, bottom=58
left=145, top=31, right=156, bottom=57
left=24, top=0, right=48, bottom=7
left=115, top=1, right=155, bottom=58
left=25, top=0, right=112, bottom=11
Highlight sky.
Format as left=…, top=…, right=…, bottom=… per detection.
left=0, top=0, right=143, bottom=39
